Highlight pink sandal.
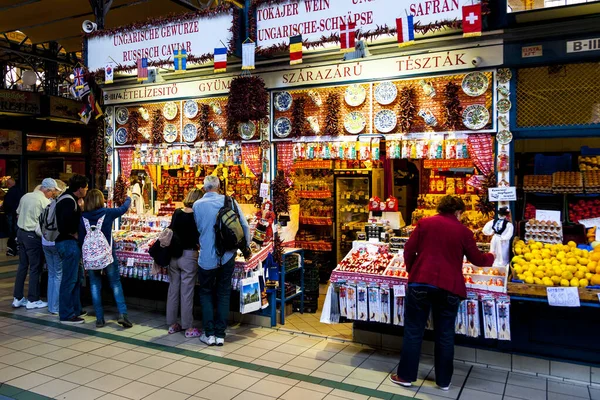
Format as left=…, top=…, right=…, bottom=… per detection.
left=168, top=323, right=182, bottom=334
left=185, top=328, right=201, bottom=338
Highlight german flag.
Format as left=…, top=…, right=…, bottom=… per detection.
left=289, top=34, right=303, bottom=65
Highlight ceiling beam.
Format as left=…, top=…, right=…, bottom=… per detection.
left=168, top=0, right=207, bottom=10
left=0, top=0, right=40, bottom=12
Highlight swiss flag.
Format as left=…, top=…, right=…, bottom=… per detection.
left=462, top=4, right=482, bottom=37
left=340, top=22, right=356, bottom=52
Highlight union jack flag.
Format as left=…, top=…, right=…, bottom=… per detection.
left=137, top=57, right=148, bottom=82
left=73, top=67, right=85, bottom=89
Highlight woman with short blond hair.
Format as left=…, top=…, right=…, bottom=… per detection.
left=166, top=188, right=203, bottom=337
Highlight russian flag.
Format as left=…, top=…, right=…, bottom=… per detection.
left=214, top=47, right=227, bottom=73
left=396, top=16, right=415, bottom=47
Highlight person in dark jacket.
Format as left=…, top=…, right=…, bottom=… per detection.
left=56, top=174, right=88, bottom=324
left=3, top=178, right=23, bottom=256
left=390, top=195, right=494, bottom=391
left=79, top=189, right=132, bottom=328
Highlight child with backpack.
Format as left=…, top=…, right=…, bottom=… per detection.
left=78, top=189, right=133, bottom=328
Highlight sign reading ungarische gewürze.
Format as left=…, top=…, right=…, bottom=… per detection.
left=256, top=0, right=462, bottom=49
left=85, top=12, right=233, bottom=72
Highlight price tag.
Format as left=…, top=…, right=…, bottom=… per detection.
left=127, top=257, right=134, bottom=267
left=259, top=183, right=269, bottom=199
left=393, top=285, right=406, bottom=297
left=546, top=287, right=580, bottom=307
left=535, top=209, right=561, bottom=223
left=488, top=187, right=517, bottom=202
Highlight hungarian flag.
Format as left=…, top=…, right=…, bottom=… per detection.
left=462, top=4, right=482, bottom=37
left=340, top=22, right=356, bottom=53
left=173, top=48, right=187, bottom=72
left=214, top=47, right=227, bottom=73
left=396, top=16, right=415, bottom=47
left=137, top=57, right=148, bottom=82
left=289, top=34, right=303, bottom=65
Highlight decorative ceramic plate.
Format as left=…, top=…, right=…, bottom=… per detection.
left=497, top=99, right=512, bottom=113
left=497, top=86, right=510, bottom=97
left=105, top=107, right=113, bottom=120
left=274, top=117, right=292, bottom=138
left=462, top=104, right=490, bottom=130
left=374, top=82, right=398, bottom=105
left=163, top=123, right=178, bottom=143
left=238, top=121, right=256, bottom=140
left=461, top=72, right=489, bottom=97
left=106, top=145, right=113, bottom=155
left=183, top=124, right=197, bottom=142
left=497, top=68, right=512, bottom=84
left=183, top=100, right=198, bottom=119
left=374, top=109, right=397, bottom=133
left=115, top=107, right=129, bottom=125
left=105, top=126, right=114, bottom=138
left=498, top=115, right=509, bottom=127
left=497, top=130, right=513, bottom=145
left=274, top=92, right=293, bottom=112
left=344, top=84, right=366, bottom=107
left=115, top=127, right=128, bottom=145
left=343, top=111, right=366, bottom=134
left=163, top=102, right=178, bottom=120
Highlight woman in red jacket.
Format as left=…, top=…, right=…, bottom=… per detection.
left=390, top=195, right=494, bottom=391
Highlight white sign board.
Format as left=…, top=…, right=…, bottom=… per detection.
left=546, top=287, right=580, bottom=307
left=566, top=37, right=600, bottom=54
left=535, top=209, right=561, bottom=223
left=256, top=0, right=462, bottom=49
left=488, top=187, right=517, bottom=202
left=103, top=45, right=504, bottom=105
left=86, top=13, right=234, bottom=71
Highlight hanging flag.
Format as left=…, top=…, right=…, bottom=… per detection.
left=137, top=57, right=148, bottom=82
left=104, top=63, right=114, bottom=84
left=242, top=42, right=256, bottom=70
left=214, top=47, right=227, bottom=73
left=73, top=67, right=85, bottom=89
left=340, top=22, right=356, bottom=53
left=79, top=104, right=92, bottom=125
left=70, top=82, right=89, bottom=99
left=396, top=16, right=415, bottom=47
left=88, top=90, right=103, bottom=119
left=173, top=48, right=187, bottom=72
left=289, top=34, right=303, bottom=65
left=462, top=4, right=482, bottom=37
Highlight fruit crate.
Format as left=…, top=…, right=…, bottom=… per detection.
left=294, top=292, right=319, bottom=313
left=304, top=267, right=320, bottom=292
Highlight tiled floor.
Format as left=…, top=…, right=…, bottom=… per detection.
left=0, top=265, right=599, bottom=400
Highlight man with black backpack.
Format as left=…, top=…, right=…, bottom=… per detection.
left=193, top=176, right=251, bottom=346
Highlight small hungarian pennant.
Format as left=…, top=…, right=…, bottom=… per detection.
left=137, top=57, right=148, bottom=82
left=289, top=34, right=302, bottom=65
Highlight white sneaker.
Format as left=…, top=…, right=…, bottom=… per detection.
left=26, top=300, right=48, bottom=310
left=215, top=337, right=224, bottom=346
left=199, top=333, right=216, bottom=346
left=11, top=297, right=27, bottom=308
left=437, top=384, right=451, bottom=391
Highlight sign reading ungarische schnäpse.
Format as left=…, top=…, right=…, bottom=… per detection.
left=255, top=0, right=463, bottom=49
left=85, top=12, right=234, bottom=72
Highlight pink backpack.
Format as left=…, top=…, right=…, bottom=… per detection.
left=82, top=215, right=113, bottom=270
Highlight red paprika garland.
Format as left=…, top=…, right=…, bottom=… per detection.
left=324, top=93, right=340, bottom=136
left=151, top=110, right=163, bottom=144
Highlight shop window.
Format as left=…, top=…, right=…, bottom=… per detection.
left=26, top=135, right=82, bottom=153
left=507, top=0, right=598, bottom=12
left=516, top=63, right=600, bottom=128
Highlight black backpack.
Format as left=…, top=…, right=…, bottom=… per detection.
left=214, top=196, right=248, bottom=261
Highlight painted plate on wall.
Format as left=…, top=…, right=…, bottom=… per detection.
left=462, top=104, right=489, bottom=130
left=497, top=130, right=513, bottom=145
left=274, top=117, right=292, bottom=138
left=115, top=127, right=128, bottom=145
left=343, top=111, right=366, bottom=134
left=239, top=121, right=256, bottom=140
left=105, top=107, right=113, bottom=120
left=461, top=72, right=489, bottom=97
left=106, top=145, right=113, bottom=155
left=162, top=102, right=178, bottom=120
left=183, top=100, right=198, bottom=119
left=105, top=126, right=114, bottom=138
left=163, top=123, right=178, bottom=143
left=374, top=109, right=397, bottom=133
left=274, top=92, right=293, bottom=112
left=497, top=68, right=512, bottom=84
left=374, top=82, right=398, bottom=105
left=497, top=99, right=511, bottom=114
left=183, top=124, right=197, bottom=142
left=115, top=107, right=129, bottom=125
left=344, top=84, right=366, bottom=107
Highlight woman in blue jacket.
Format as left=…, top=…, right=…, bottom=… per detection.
left=79, top=189, right=132, bottom=328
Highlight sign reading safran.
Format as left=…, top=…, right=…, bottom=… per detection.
left=256, top=0, right=462, bottom=49
left=85, top=13, right=233, bottom=71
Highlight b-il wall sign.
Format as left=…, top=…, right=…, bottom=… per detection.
left=85, top=13, right=233, bottom=71
left=256, top=0, right=462, bottom=49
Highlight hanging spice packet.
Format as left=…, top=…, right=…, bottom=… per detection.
left=482, top=297, right=498, bottom=339
left=496, top=297, right=511, bottom=341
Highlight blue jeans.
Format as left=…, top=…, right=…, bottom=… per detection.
left=88, top=259, right=127, bottom=321
left=397, top=284, right=460, bottom=388
left=43, top=246, right=62, bottom=314
left=57, top=240, right=82, bottom=321
left=198, top=257, right=235, bottom=338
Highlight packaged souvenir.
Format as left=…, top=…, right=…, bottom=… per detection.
left=339, top=284, right=348, bottom=317
left=380, top=284, right=391, bottom=324
left=466, top=297, right=480, bottom=338
left=455, top=300, right=468, bottom=335
left=482, top=297, right=498, bottom=339
left=368, top=285, right=381, bottom=322
left=357, top=282, right=368, bottom=321
left=496, top=297, right=511, bottom=341
left=393, top=287, right=405, bottom=326
left=346, top=283, right=357, bottom=320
